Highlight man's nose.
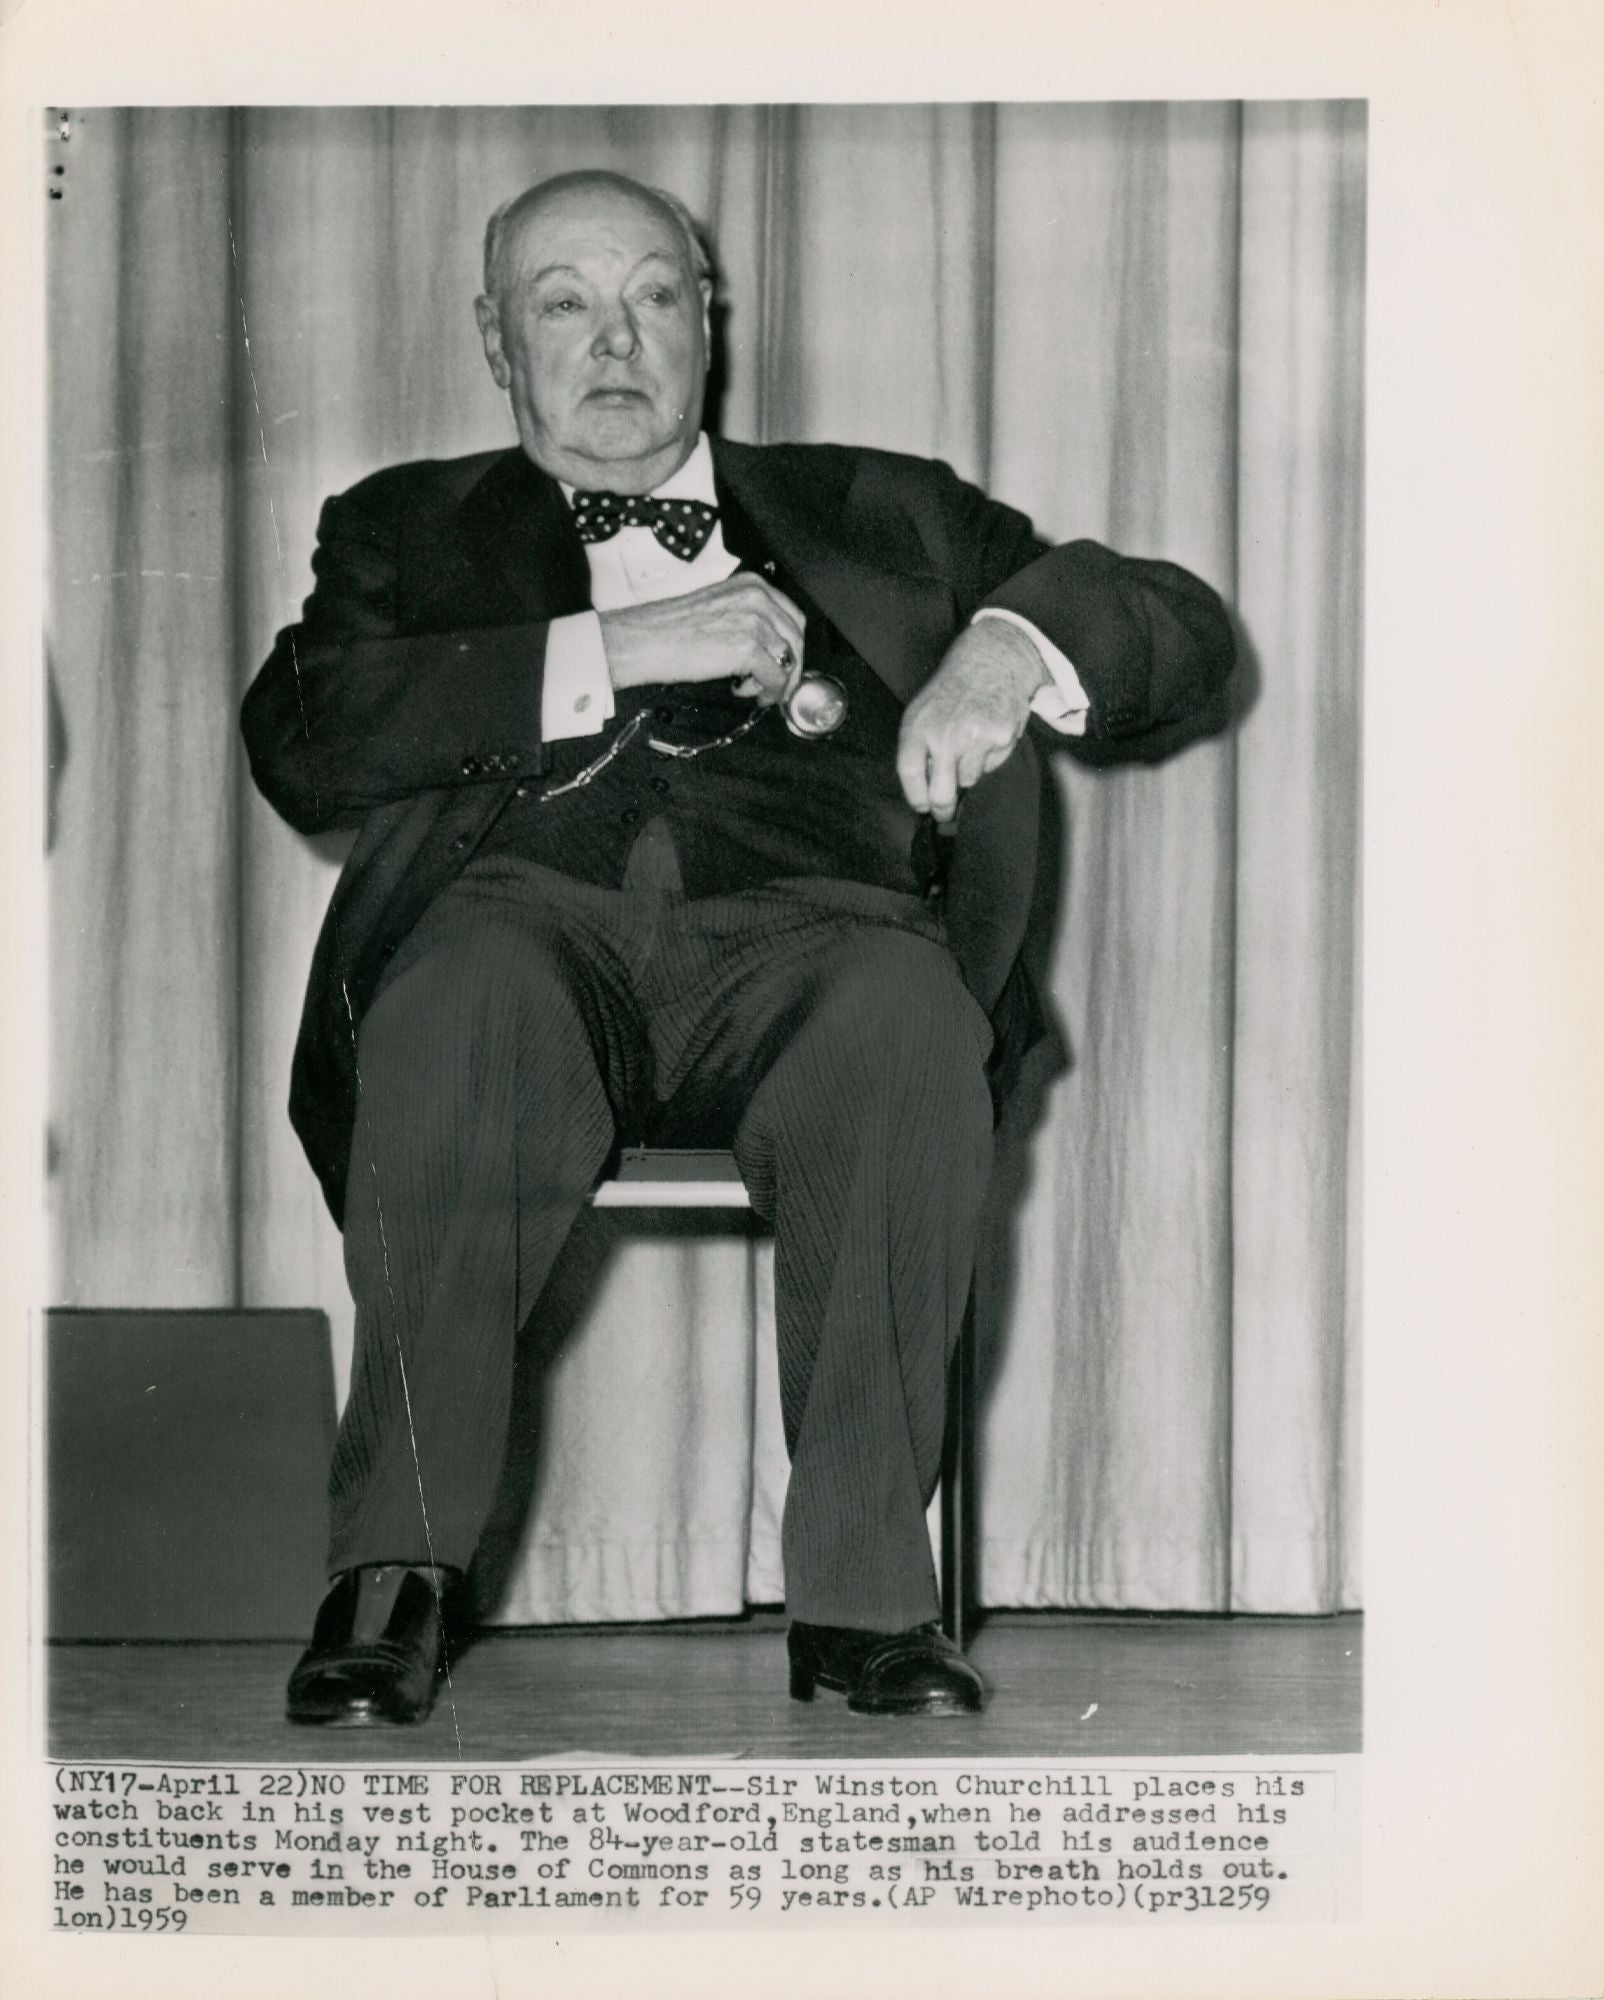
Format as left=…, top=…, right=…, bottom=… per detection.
left=591, top=302, right=639, bottom=360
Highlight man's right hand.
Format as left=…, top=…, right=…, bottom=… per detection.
left=598, top=574, right=806, bottom=703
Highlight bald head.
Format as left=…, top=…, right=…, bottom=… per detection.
left=473, top=170, right=714, bottom=493
left=482, top=170, right=712, bottom=306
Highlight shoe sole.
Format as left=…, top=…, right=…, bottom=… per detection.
left=285, top=1692, right=438, bottom=1727
left=286, top=1709, right=434, bottom=1727
left=846, top=1692, right=984, bottom=1716
left=791, top=1666, right=984, bottom=1716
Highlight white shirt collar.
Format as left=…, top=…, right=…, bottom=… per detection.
left=559, top=433, right=716, bottom=505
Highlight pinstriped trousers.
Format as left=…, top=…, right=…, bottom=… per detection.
left=331, top=850, right=995, bottom=1632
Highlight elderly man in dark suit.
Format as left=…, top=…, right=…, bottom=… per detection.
left=243, top=168, right=1234, bottom=1727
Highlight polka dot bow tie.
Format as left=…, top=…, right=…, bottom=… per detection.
left=570, top=490, right=720, bottom=561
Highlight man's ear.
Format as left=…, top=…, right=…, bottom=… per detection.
left=475, top=296, right=511, bottom=390
left=698, top=277, right=713, bottom=353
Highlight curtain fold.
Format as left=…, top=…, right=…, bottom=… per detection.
left=46, top=102, right=1364, bottom=1617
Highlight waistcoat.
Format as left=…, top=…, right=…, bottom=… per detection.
left=478, top=522, right=937, bottom=900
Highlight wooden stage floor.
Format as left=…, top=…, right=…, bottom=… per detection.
left=48, top=1612, right=1360, bottom=1764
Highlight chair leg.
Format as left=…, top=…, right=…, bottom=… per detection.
left=940, top=1289, right=977, bottom=1647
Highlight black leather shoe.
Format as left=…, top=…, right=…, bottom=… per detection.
left=286, top=1565, right=463, bottom=1727
left=788, top=1620, right=986, bottom=1716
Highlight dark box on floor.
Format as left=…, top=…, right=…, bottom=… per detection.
left=46, top=1308, right=335, bottom=1641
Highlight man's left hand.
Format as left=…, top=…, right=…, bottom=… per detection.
left=896, top=620, right=1047, bottom=823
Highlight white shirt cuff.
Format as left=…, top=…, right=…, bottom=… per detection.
left=541, top=612, right=616, bottom=741
left=972, top=606, right=1090, bottom=737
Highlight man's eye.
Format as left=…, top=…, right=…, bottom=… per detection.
left=639, top=287, right=678, bottom=307
left=542, top=297, right=583, bottom=317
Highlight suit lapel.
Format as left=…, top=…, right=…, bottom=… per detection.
left=711, top=440, right=958, bottom=705
left=430, top=441, right=958, bottom=705
left=448, top=448, right=593, bottom=623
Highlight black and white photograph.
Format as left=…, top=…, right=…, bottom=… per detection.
left=40, top=101, right=1363, bottom=1768
left=5, top=3, right=1600, bottom=1994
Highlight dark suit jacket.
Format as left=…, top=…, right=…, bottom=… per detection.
left=242, top=438, right=1236, bottom=1224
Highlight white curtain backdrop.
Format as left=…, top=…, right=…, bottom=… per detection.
left=46, top=102, right=1363, bottom=1618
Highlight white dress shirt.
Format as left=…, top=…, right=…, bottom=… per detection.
left=540, top=434, right=1090, bottom=742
